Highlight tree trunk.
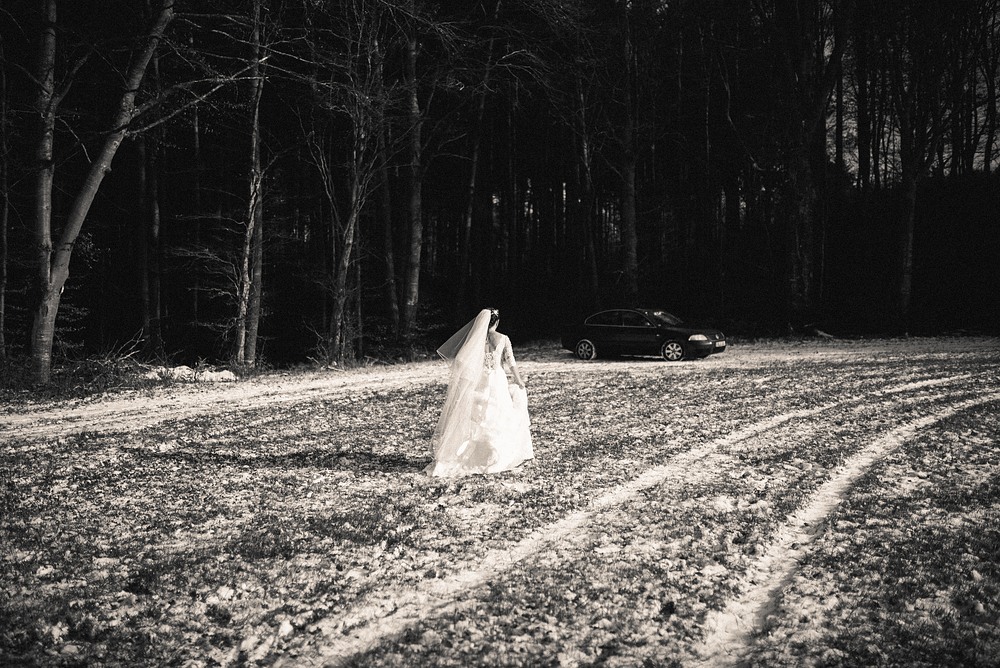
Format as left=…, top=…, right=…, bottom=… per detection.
left=835, top=63, right=844, bottom=176
left=457, top=83, right=488, bottom=310
left=401, top=22, right=423, bottom=338
left=620, top=5, right=639, bottom=307
left=141, top=0, right=163, bottom=359
left=810, top=93, right=829, bottom=305
left=784, top=148, right=815, bottom=321
left=894, top=81, right=926, bottom=331
left=0, top=142, right=7, bottom=360
left=986, top=70, right=997, bottom=176
left=330, top=206, right=357, bottom=362
left=235, top=0, right=264, bottom=366
left=855, top=58, right=871, bottom=189
left=884, top=3, right=960, bottom=330
left=246, top=193, right=263, bottom=365
left=138, top=139, right=150, bottom=348
left=354, top=220, right=363, bottom=359
left=328, top=94, right=373, bottom=364
left=376, top=54, right=399, bottom=334
left=722, top=172, right=741, bottom=310
left=138, top=134, right=164, bottom=359
left=30, top=0, right=58, bottom=382
left=841, top=2, right=878, bottom=190
left=0, top=41, right=9, bottom=360
left=574, top=81, right=600, bottom=306
left=458, top=0, right=501, bottom=310
left=621, top=160, right=639, bottom=306
left=765, top=0, right=850, bottom=325
left=504, top=95, right=519, bottom=281
left=872, top=73, right=885, bottom=190
left=378, top=144, right=399, bottom=335
left=244, top=0, right=266, bottom=367
left=896, top=172, right=917, bottom=330
left=983, top=13, right=998, bottom=176
left=29, top=0, right=174, bottom=383
left=191, top=72, right=203, bottom=322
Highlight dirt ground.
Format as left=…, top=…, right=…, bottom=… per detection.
left=1, top=336, right=985, bottom=437
left=2, top=336, right=999, bottom=667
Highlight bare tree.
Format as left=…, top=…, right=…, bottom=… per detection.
left=28, top=0, right=175, bottom=383
left=136, top=135, right=164, bottom=359
left=573, top=75, right=601, bottom=306
left=137, top=47, right=165, bottom=360
left=455, top=0, right=503, bottom=310
left=299, top=0, right=388, bottom=363
left=851, top=2, right=875, bottom=190
left=544, top=0, right=647, bottom=308
left=978, top=0, right=1000, bottom=175
left=0, top=38, right=9, bottom=359
left=234, top=0, right=267, bottom=366
left=879, top=3, right=969, bottom=326
left=400, top=0, right=424, bottom=339
left=375, top=36, right=401, bottom=336
left=757, top=0, right=852, bottom=324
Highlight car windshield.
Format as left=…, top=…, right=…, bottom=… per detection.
left=647, top=310, right=683, bottom=326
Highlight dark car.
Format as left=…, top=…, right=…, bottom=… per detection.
left=561, top=308, right=727, bottom=361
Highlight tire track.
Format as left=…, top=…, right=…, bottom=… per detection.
left=687, top=392, right=1000, bottom=667
left=3, top=362, right=970, bottom=445
left=1, top=366, right=442, bottom=443
left=300, top=375, right=977, bottom=667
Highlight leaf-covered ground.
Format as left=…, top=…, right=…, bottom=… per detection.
left=2, top=337, right=999, bottom=667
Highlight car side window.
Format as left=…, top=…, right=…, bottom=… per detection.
left=586, top=311, right=620, bottom=326
left=621, top=312, right=652, bottom=327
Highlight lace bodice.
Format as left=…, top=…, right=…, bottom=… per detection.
left=484, top=335, right=515, bottom=372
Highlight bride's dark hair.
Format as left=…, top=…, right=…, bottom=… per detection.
left=488, top=308, right=500, bottom=328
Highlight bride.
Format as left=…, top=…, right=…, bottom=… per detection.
left=425, top=308, right=533, bottom=476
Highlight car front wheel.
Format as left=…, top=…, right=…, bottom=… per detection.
left=575, top=339, right=597, bottom=360
left=661, top=340, right=685, bottom=361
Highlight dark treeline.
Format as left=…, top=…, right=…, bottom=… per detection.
left=1, top=0, right=998, bottom=381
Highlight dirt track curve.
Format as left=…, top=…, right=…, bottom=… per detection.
left=3, top=337, right=999, bottom=667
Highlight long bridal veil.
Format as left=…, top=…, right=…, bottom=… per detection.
left=426, top=309, right=533, bottom=476
left=429, top=310, right=491, bottom=467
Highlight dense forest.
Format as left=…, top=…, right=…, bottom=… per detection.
left=0, top=0, right=998, bottom=381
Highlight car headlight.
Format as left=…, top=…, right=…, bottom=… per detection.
left=688, top=334, right=708, bottom=341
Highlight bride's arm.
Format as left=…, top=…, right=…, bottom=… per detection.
left=502, top=336, right=526, bottom=387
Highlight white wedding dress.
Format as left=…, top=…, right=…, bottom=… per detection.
left=426, top=312, right=533, bottom=477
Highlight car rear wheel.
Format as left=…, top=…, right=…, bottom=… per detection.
left=575, top=339, right=597, bottom=360
left=661, top=340, right=685, bottom=361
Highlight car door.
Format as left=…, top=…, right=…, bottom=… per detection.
left=584, top=310, right=624, bottom=352
left=619, top=311, right=660, bottom=355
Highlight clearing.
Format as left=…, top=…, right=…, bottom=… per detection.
left=2, top=337, right=999, bottom=667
